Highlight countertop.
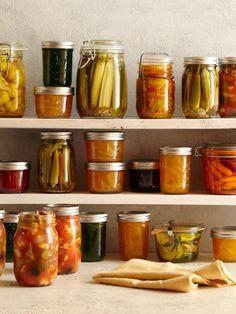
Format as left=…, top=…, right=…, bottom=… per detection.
left=1, top=254, right=236, bottom=314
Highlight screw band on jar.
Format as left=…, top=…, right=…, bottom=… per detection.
left=43, top=204, right=79, bottom=216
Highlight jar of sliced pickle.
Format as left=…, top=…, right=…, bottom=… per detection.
left=136, top=53, right=175, bottom=118
left=14, top=211, right=59, bottom=287
left=0, top=210, right=6, bottom=277
left=3, top=211, right=19, bottom=262
left=76, top=40, right=127, bottom=118
left=0, top=43, right=26, bottom=117
left=211, top=226, right=236, bottom=262
left=182, top=57, right=219, bottom=118
left=38, top=132, right=76, bottom=193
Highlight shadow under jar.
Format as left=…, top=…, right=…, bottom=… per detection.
left=3, top=211, right=19, bottom=262
left=0, top=210, right=6, bottom=277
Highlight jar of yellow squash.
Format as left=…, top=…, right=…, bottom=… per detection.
left=0, top=43, right=25, bottom=117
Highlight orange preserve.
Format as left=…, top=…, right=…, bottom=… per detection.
left=117, top=211, right=150, bottom=260
left=14, top=211, right=58, bottom=287
left=0, top=210, right=6, bottom=277
left=160, top=147, right=192, bottom=194
left=136, top=53, right=175, bottom=118
left=211, top=226, right=236, bottom=262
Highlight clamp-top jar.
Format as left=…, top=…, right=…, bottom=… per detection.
left=76, top=40, right=127, bottom=118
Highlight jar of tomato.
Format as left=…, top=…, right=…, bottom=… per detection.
left=117, top=211, right=150, bottom=260
left=14, top=211, right=58, bottom=287
left=211, top=226, right=236, bottom=262
left=0, top=209, right=6, bottom=277
left=43, top=204, right=81, bottom=274
left=136, top=53, right=175, bottom=118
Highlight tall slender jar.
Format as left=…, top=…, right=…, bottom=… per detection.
left=76, top=40, right=127, bottom=118
left=0, top=210, right=6, bottom=277
left=3, top=212, right=19, bottom=262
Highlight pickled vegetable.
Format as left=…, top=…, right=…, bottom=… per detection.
left=219, top=64, right=236, bottom=117
left=87, top=170, right=124, bottom=193
left=4, top=221, right=18, bottom=262
left=0, top=220, right=6, bottom=276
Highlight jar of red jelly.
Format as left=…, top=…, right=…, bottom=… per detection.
left=0, top=209, right=6, bottom=277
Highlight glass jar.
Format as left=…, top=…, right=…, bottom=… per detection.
left=182, top=57, right=219, bottom=118
left=0, top=161, right=30, bottom=193
left=3, top=212, right=19, bottom=262
left=136, top=53, right=175, bottom=118
left=76, top=40, right=127, bottom=118
left=0, top=43, right=25, bottom=117
left=152, top=221, right=204, bottom=263
left=85, top=131, right=125, bottom=162
left=34, top=87, right=74, bottom=118
left=80, top=211, right=108, bottom=262
left=219, top=58, right=236, bottom=117
left=87, top=162, right=125, bottom=193
left=129, top=160, right=160, bottom=192
left=38, top=132, right=76, bottom=193
left=117, top=211, right=150, bottom=260
left=160, top=147, right=192, bottom=194
left=42, top=41, right=74, bottom=87
left=14, top=211, right=58, bottom=287
left=0, top=210, right=6, bottom=277
left=211, top=226, right=236, bottom=262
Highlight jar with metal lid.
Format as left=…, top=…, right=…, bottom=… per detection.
left=182, top=57, right=219, bottom=118
left=3, top=211, right=19, bottom=262
left=219, top=57, right=236, bottom=117
left=85, top=131, right=125, bottom=162
left=0, top=42, right=26, bottom=117
left=129, top=160, right=160, bottom=192
left=76, top=40, right=127, bottom=118
left=136, top=53, right=175, bottom=118
left=0, top=210, right=6, bottom=277
left=80, top=211, right=108, bottom=262
left=0, top=161, right=30, bottom=193
left=43, top=204, right=81, bottom=274
left=117, top=211, right=150, bottom=260
left=152, top=221, right=204, bottom=262
left=160, top=147, right=192, bottom=194
left=38, top=132, right=76, bottom=192
left=14, top=211, right=59, bottom=287
left=211, top=226, right=236, bottom=262
left=87, top=162, right=125, bottom=193
left=34, top=86, right=74, bottom=118
left=42, top=41, right=74, bottom=87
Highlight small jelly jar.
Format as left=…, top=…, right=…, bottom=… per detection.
left=117, top=211, right=150, bottom=260
left=3, top=211, right=19, bottom=262
left=0, top=209, right=6, bottom=277
left=80, top=212, right=108, bottom=262
left=211, top=226, right=236, bottom=262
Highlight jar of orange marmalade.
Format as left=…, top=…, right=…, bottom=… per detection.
left=211, top=226, right=236, bottom=262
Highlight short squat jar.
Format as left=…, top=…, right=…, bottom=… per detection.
left=80, top=212, right=108, bottom=262
left=117, top=211, right=150, bottom=261
left=38, top=132, right=76, bottom=193
left=3, top=212, right=19, bottom=262
left=211, top=226, right=236, bottom=262
left=0, top=210, right=6, bottom=277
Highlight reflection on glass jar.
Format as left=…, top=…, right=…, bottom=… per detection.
left=0, top=210, right=6, bottom=277
left=3, top=211, right=19, bottom=262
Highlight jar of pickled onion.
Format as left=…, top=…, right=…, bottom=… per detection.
left=0, top=210, right=6, bottom=277
left=211, top=226, right=236, bottom=262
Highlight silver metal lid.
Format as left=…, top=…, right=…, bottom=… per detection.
left=87, top=162, right=126, bottom=171
left=43, top=204, right=79, bottom=216
left=34, top=86, right=74, bottom=95
left=0, top=42, right=26, bottom=51
left=117, top=211, right=150, bottom=222
left=4, top=212, right=19, bottom=223
left=40, top=132, right=72, bottom=140
left=140, top=53, right=173, bottom=64
left=0, top=161, right=30, bottom=170
left=81, top=40, right=124, bottom=53
left=42, top=41, right=74, bottom=49
left=84, top=131, right=124, bottom=141
left=80, top=211, right=108, bottom=223
left=184, top=57, right=218, bottom=65
left=219, top=57, right=236, bottom=65
left=0, top=209, right=4, bottom=219
left=211, top=226, right=236, bottom=239
left=129, top=160, right=159, bottom=170
left=160, top=146, right=192, bottom=155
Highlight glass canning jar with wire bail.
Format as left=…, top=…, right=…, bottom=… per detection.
left=76, top=40, right=127, bottom=118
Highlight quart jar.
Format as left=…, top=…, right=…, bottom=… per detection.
left=85, top=131, right=125, bottom=162
left=3, top=211, right=19, bottom=262
left=87, top=162, right=125, bottom=193
left=34, top=86, right=74, bottom=118
left=42, top=41, right=74, bottom=87
left=43, top=204, right=81, bottom=274
left=182, top=57, right=219, bottom=118
left=136, top=53, right=175, bottom=118
left=160, top=147, right=192, bottom=194
left=0, top=42, right=25, bottom=117
left=14, top=211, right=59, bottom=287
left=80, top=211, right=108, bottom=262
left=117, top=211, right=150, bottom=260
left=38, top=132, right=76, bottom=193
left=0, top=210, right=6, bottom=277
left=76, top=40, right=127, bottom=118
left=211, top=226, right=236, bottom=262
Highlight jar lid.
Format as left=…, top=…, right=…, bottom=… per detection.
left=43, top=204, right=79, bottom=216
left=80, top=211, right=108, bottom=223
left=42, top=41, right=74, bottom=49
left=34, top=86, right=74, bottom=95
left=152, top=221, right=204, bottom=235
left=117, top=211, right=150, bottom=222
left=40, top=132, right=72, bottom=140
left=160, top=146, right=192, bottom=155
left=140, top=53, right=173, bottom=64
left=81, top=40, right=124, bottom=53
left=0, top=42, right=26, bottom=51
left=202, top=142, right=236, bottom=150
left=219, top=57, right=236, bottom=64
left=19, top=211, right=55, bottom=224
left=184, top=57, right=218, bottom=65
left=84, top=131, right=124, bottom=141
left=129, top=160, right=159, bottom=170
left=0, top=209, right=4, bottom=219
left=4, top=212, right=19, bottom=223
left=0, top=161, right=30, bottom=170
left=87, top=162, right=126, bottom=171
left=211, top=226, right=236, bottom=239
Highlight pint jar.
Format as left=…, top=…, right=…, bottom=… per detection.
left=182, top=57, right=219, bottom=118
left=76, top=40, right=127, bottom=118
left=211, top=226, right=236, bottom=262
left=136, top=53, right=175, bottom=118
left=0, top=210, right=6, bottom=277
left=3, top=211, right=19, bottom=262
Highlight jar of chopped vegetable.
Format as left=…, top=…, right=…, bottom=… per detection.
left=0, top=210, right=6, bottom=276
left=3, top=212, right=19, bottom=262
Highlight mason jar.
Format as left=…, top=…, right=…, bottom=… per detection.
left=3, top=211, right=19, bottom=262
left=0, top=209, right=6, bottom=277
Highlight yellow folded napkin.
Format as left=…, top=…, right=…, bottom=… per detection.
left=93, top=259, right=236, bottom=292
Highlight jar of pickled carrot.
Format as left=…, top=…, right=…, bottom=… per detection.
left=117, top=211, right=150, bottom=260
left=14, top=211, right=58, bottom=287
left=0, top=210, right=6, bottom=277
left=43, top=204, right=81, bottom=274
left=211, top=226, right=236, bottom=262
left=160, top=147, right=192, bottom=194
left=136, top=53, right=175, bottom=118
